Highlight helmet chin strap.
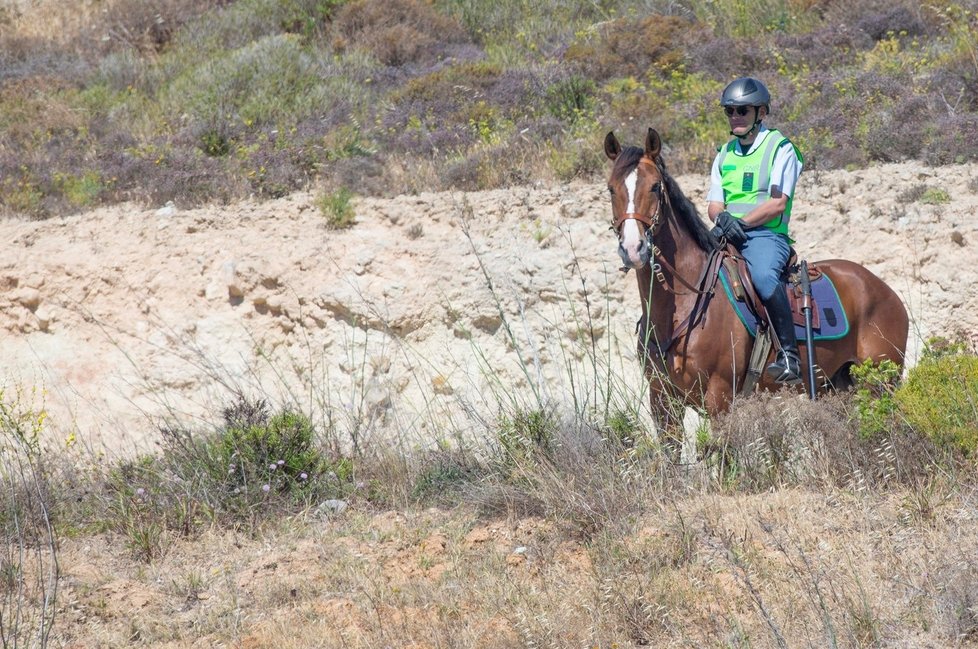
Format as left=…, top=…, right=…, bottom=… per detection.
left=729, top=106, right=763, bottom=140
left=730, top=117, right=762, bottom=140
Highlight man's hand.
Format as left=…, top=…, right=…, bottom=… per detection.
left=712, top=210, right=747, bottom=248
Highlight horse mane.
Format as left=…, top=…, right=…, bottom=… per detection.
left=613, top=145, right=716, bottom=252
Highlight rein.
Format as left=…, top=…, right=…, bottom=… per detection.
left=614, top=178, right=715, bottom=297
left=612, top=160, right=729, bottom=360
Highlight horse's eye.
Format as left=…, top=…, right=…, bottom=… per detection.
left=607, top=187, right=614, bottom=196
left=651, top=182, right=662, bottom=195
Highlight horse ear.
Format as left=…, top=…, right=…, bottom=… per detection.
left=645, top=128, right=662, bottom=159
left=604, top=131, right=621, bottom=161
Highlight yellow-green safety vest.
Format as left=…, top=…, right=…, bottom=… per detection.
left=718, top=129, right=803, bottom=236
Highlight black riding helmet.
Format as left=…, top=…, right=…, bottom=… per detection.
left=720, top=77, right=771, bottom=112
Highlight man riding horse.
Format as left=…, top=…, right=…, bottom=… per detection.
left=707, top=77, right=804, bottom=385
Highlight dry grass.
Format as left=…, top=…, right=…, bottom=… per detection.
left=48, top=480, right=978, bottom=647
left=1, top=262, right=974, bottom=647
left=28, top=362, right=978, bottom=647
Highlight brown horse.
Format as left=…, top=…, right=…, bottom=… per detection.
left=604, top=128, right=909, bottom=425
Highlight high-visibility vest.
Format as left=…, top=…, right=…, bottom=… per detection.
left=718, top=129, right=802, bottom=236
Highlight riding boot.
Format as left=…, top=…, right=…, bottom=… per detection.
left=762, top=287, right=803, bottom=384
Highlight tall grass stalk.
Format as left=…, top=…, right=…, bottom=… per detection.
left=0, top=387, right=58, bottom=647
left=458, top=197, right=547, bottom=412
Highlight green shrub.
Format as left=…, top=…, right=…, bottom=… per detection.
left=199, top=129, right=231, bottom=157
left=895, top=342, right=978, bottom=454
left=280, top=0, right=345, bottom=40
left=317, top=187, right=356, bottom=229
left=100, top=397, right=342, bottom=544
left=850, top=358, right=902, bottom=438
left=495, top=408, right=557, bottom=475
left=221, top=407, right=326, bottom=495
left=0, top=174, right=44, bottom=216
left=544, top=76, right=595, bottom=124
left=54, top=170, right=105, bottom=208
left=163, top=33, right=325, bottom=129
left=920, top=187, right=951, bottom=204
left=686, top=0, right=822, bottom=37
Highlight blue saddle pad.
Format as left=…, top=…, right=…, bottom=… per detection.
left=719, top=266, right=850, bottom=341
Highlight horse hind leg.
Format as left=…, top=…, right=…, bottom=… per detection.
left=829, top=361, right=856, bottom=391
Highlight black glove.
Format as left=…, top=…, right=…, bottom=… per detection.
left=713, top=210, right=747, bottom=248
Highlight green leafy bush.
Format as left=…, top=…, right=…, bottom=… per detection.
left=163, top=33, right=324, bottom=130
left=54, top=170, right=105, bottom=208
left=544, top=76, right=595, bottom=124
left=495, top=408, right=557, bottom=475
left=895, top=341, right=978, bottom=454
left=220, top=401, right=327, bottom=497
left=100, top=397, right=343, bottom=545
left=850, top=358, right=902, bottom=438
left=920, top=187, right=951, bottom=204
left=317, top=187, right=356, bottom=229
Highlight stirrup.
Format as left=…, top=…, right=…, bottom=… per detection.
left=766, top=351, right=802, bottom=385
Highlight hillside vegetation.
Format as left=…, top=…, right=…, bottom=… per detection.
left=1, top=0, right=977, bottom=217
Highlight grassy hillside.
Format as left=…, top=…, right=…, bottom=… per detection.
left=1, top=0, right=976, bottom=217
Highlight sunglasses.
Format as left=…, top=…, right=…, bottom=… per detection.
left=724, top=105, right=754, bottom=117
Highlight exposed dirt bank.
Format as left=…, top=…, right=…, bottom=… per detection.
left=1, top=161, right=975, bottom=451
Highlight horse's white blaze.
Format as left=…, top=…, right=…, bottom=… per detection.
left=624, top=169, right=638, bottom=214
left=620, top=168, right=645, bottom=265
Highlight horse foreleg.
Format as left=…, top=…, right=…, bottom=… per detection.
left=644, top=373, right=685, bottom=454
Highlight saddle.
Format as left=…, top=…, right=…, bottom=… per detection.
left=721, top=247, right=822, bottom=331
left=718, top=246, right=850, bottom=396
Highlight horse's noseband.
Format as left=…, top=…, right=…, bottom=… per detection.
left=611, top=181, right=662, bottom=236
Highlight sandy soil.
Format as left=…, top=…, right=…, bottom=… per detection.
left=1, top=161, right=976, bottom=452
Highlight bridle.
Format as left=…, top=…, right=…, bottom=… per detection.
left=611, top=172, right=719, bottom=296
left=611, top=165, right=731, bottom=362
left=611, top=180, right=662, bottom=234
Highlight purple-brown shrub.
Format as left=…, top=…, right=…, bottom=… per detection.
left=332, top=0, right=471, bottom=67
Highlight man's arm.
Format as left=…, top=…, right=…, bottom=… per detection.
left=706, top=154, right=725, bottom=222
left=736, top=187, right=789, bottom=228
left=708, top=201, right=725, bottom=221
left=727, top=142, right=801, bottom=228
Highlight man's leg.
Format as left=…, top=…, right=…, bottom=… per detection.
left=762, top=285, right=802, bottom=383
left=739, top=230, right=801, bottom=384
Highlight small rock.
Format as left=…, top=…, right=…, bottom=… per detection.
left=265, top=294, right=285, bottom=314
left=12, top=287, right=41, bottom=311
left=222, top=261, right=244, bottom=298
left=155, top=200, right=176, bottom=217
left=318, top=499, right=348, bottom=515
left=35, top=307, right=52, bottom=332
left=951, top=230, right=966, bottom=246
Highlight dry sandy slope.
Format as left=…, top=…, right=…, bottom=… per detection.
left=1, top=161, right=976, bottom=452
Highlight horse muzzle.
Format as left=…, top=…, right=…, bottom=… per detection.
left=617, top=217, right=652, bottom=269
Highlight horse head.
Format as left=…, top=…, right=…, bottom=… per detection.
left=604, top=128, right=666, bottom=270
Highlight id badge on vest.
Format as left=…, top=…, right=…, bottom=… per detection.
left=741, top=172, right=754, bottom=192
